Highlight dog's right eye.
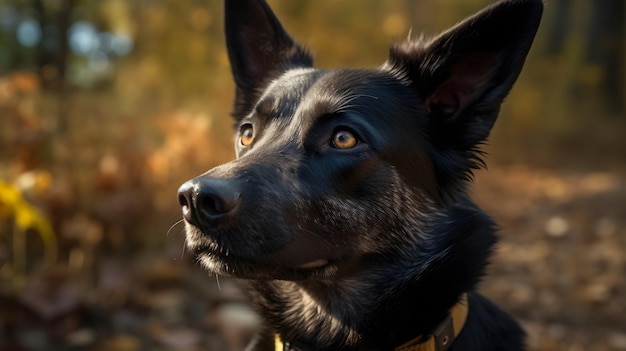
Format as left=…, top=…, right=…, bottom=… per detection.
left=331, top=129, right=358, bottom=149
left=240, top=124, right=254, bottom=147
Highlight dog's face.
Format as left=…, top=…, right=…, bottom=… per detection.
left=178, top=0, right=542, bottom=281
left=181, top=66, right=440, bottom=280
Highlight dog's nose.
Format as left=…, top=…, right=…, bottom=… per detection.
left=177, top=177, right=241, bottom=228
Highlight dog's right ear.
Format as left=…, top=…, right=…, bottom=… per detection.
left=225, top=0, right=312, bottom=120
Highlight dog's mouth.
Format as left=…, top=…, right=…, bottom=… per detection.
left=184, top=220, right=347, bottom=280
left=187, top=227, right=339, bottom=280
left=194, top=249, right=336, bottom=280
left=297, top=259, right=330, bottom=269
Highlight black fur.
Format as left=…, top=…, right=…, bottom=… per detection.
left=177, top=1, right=542, bottom=350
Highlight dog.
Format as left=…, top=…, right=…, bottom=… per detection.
left=177, top=0, right=542, bottom=350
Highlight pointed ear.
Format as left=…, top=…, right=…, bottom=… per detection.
left=387, top=0, right=543, bottom=146
left=225, top=0, right=312, bottom=120
left=385, top=0, right=542, bottom=198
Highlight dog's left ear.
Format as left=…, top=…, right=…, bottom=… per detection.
left=225, top=0, right=312, bottom=120
left=387, top=0, right=543, bottom=146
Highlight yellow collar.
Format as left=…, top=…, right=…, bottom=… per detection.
left=275, top=293, right=469, bottom=351
left=394, top=293, right=469, bottom=351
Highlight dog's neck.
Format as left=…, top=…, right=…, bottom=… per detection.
left=249, top=273, right=468, bottom=350
left=274, top=293, right=469, bottom=351
left=247, top=200, right=496, bottom=350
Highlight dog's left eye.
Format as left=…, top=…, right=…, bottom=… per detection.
left=331, top=129, right=358, bottom=149
left=240, top=124, right=254, bottom=147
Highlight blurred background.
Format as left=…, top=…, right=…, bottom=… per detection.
left=0, top=0, right=624, bottom=350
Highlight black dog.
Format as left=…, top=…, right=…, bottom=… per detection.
left=177, top=0, right=542, bottom=350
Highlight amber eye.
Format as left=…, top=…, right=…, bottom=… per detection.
left=331, top=129, right=358, bottom=149
left=240, top=124, right=254, bottom=146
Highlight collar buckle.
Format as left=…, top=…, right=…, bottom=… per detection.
left=394, top=293, right=469, bottom=351
left=432, top=314, right=455, bottom=351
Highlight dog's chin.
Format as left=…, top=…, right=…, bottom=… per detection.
left=195, top=251, right=337, bottom=281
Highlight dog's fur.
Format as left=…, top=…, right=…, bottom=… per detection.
left=178, top=0, right=543, bottom=350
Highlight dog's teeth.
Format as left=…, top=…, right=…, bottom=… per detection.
left=299, top=259, right=329, bottom=269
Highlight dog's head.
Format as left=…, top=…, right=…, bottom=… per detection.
left=178, top=0, right=542, bottom=280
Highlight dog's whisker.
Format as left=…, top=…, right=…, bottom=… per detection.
left=296, top=225, right=327, bottom=242
left=179, top=241, right=187, bottom=260
left=167, top=219, right=186, bottom=237
left=215, top=274, right=222, bottom=291
left=353, top=93, right=379, bottom=101
left=335, top=93, right=381, bottom=113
